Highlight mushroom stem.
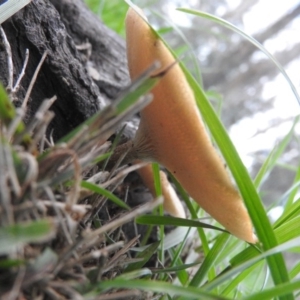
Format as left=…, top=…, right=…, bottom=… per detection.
left=136, top=162, right=186, bottom=218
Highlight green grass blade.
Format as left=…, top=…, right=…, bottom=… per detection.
left=81, top=181, right=130, bottom=210
left=243, top=279, right=300, bottom=300
left=57, top=62, right=159, bottom=144
left=0, top=83, right=16, bottom=125
left=285, top=166, right=300, bottom=210
left=136, top=215, right=227, bottom=233
left=230, top=211, right=300, bottom=270
left=168, top=172, right=211, bottom=266
left=0, top=83, right=25, bottom=135
left=230, top=211, right=300, bottom=267
left=151, top=9, right=203, bottom=86
left=167, top=248, right=189, bottom=285
left=0, top=219, right=56, bottom=255
left=152, top=163, right=162, bottom=197
left=117, top=268, right=152, bottom=280
left=254, top=116, right=299, bottom=188
left=221, top=262, right=265, bottom=296
left=124, top=241, right=160, bottom=272
left=152, top=261, right=202, bottom=274
left=114, top=62, right=160, bottom=115
left=230, top=246, right=261, bottom=267
left=203, top=237, right=300, bottom=291
left=290, top=262, right=300, bottom=279
left=179, top=43, right=291, bottom=299
left=0, top=258, right=25, bottom=269
left=97, top=278, right=230, bottom=300
left=172, top=13, right=297, bottom=293
left=85, top=0, right=128, bottom=36
left=151, top=162, right=165, bottom=264
left=189, top=233, right=230, bottom=287
left=275, top=215, right=300, bottom=246
left=168, top=172, right=197, bottom=217
left=274, top=198, right=300, bottom=228
left=177, top=8, right=300, bottom=106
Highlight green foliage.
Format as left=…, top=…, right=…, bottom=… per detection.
left=84, top=0, right=128, bottom=35
left=0, top=83, right=26, bottom=137
left=0, top=219, right=55, bottom=255
left=136, top=215, right=227, bottom=232
left=124, top=240, right=160, bottom=272
left=81, top=180, right=131, bottom=210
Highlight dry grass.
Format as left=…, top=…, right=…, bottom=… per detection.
left=0, top=25, right=162, bottom=299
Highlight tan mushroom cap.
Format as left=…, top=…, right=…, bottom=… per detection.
left=126, top=7, right=257, bottom=243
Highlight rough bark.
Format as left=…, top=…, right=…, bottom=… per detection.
left=0, top=0, right=157, bottom=262
left=0, top=0, right=130, bottom=140
left=50, top=0, right=130, bottom=100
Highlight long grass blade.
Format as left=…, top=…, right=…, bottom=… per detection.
left=243, top=279, right=300, bottom=300
left=177, top=8, right=300, bottom=107
left=179, top=38, right=291, bottom=299
left=203, top=237, right=300, bottom=291
left=189, top=232, right=230, bottom=287
left=97, top=278, right=230, bottom=300
left=81, top=181, right=130, bottom=210
left=136, top=215, right=227, bottom=233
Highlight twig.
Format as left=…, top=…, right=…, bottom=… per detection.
left=12, top=49, right=30, bottom=93
left=0, top=25, right=13, bottom=91
left=47, top=281, right=84, bottom=300
left=0, top=167, right=12, bottom=224
left=34, top=96, right=57, bottom=119
left=78, top=171, right=109, bottom=201
left=87, top=171, right=110, bottom=184
left=5, top=267, right=26, bottom=300
left=42, top=200, right=91, bottom=215
left=22, top=51, right=48, bottom=109
left=30, top=110, right=55, bottom=152
left=80, top=162, right=149, bottom=223
left=88, top=197, right=163, bottom=239
left=76, top=41, right=92, bottom=60
left=66, top=125, right=90, bottom=152
left=7, top=108, right=25, bottom=141
left=65, top=241, right=124, bottom=269
left=44, top=186, right=74, bottom=246
left=65, top=149, right=81, bottom=207
left=102, top=162, right=148, bottom=189
left=38, top=148, right=82, bottom=188
left=6, top=146, right=22, bottom=197
left=53, top=197, right=163, bottom=275
left=17, top=152, right=38, bottom=195
left=106, top=235, right=140, bottom=268
left=13, top=96, right=57, bottom=146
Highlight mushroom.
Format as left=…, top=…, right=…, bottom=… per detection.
left=136, top=162, right=186, bottom=218
left=125, top=7, right=257, bottom=243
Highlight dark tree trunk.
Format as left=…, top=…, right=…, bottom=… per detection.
left=0, top=0, right=130, bottom=140
left=0, top=0, right=155, bottom=252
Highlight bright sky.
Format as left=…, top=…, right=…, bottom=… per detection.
left=243, top=0, right=300, bottom=35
